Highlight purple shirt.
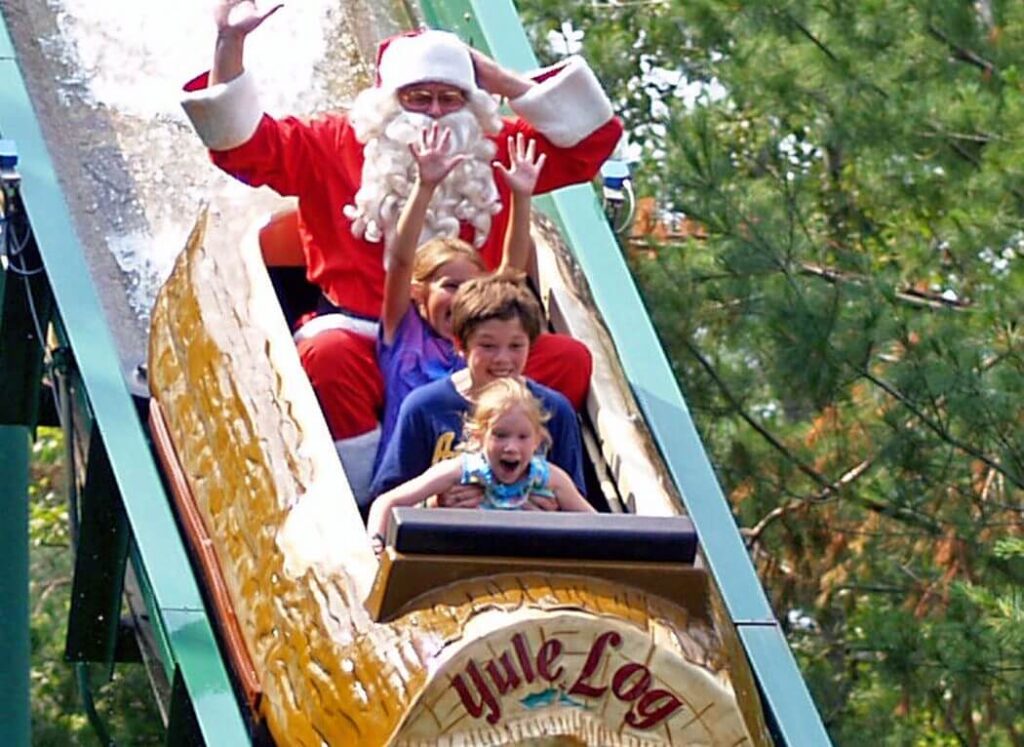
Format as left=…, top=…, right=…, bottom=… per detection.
left=377, top=305, right=465, bottom=461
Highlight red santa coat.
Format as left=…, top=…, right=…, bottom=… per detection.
left=183, top=63, right=623, bottom=319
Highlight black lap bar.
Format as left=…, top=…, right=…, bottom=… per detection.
left=386, top=508, right=698, bottom=564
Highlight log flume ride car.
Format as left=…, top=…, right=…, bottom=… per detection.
left=145, top=200, right=771, bottom=746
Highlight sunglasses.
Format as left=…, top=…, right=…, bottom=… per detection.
left=398, top=88, right=467, bottom=112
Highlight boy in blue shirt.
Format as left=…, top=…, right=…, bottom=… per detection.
left=368, top=271, right=585, bottom=511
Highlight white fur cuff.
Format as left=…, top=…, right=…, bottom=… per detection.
left=510, top=56, right=615, bottom=148
left=181, top=69, right=263, bottom=151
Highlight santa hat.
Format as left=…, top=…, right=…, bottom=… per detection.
left=375, top=29, right=478, bottom=93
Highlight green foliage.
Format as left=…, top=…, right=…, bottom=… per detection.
left=29, top=428, right=163, bottom=745
left=520, top=1, right=1024, bottom=743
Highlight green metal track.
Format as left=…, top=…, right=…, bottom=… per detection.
left=419, top=1, right=832, bottom=744
left=0, top=11, right=249, bottom=745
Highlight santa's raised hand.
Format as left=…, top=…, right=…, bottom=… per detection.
left=469, top=47, right=533, bottom=100
left=214, top=0, right=283, bottom=38
left=211, top=1, right=283, bottom=85
left=495, top=133, right=547, bottom=196
left=409, top=123, right=469, bottom=189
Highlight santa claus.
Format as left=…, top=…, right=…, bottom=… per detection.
left=181, top=1, right=623, bottom=489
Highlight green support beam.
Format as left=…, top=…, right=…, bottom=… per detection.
left=0, top=425, right=30, bottom=747
left=419, top=1, right=831, bottom=743
left=65, top=423, right=131, bottom=675
left=0, top=10, right=249, bottom=744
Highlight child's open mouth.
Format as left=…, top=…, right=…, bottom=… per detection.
left=497, top=457, right=522, bottom=478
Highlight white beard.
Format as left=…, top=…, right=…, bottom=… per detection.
left=343, top=88, right=502, bottom=264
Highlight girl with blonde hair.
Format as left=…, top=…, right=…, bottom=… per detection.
left=367, top=377, right=593, bottom=550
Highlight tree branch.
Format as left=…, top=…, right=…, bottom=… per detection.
left=926, top=24, right=996, bottom=75
left=32, top=576, right=71, bottom=617
left=859, top=368, right=1024, bottom=490
left=745, top=459, right=874, bottom=543
left=744, top=454, right=943, bottom=543
left=784, top=12, right=889, bottom=99
left=800, top=262, right=972, bottom=310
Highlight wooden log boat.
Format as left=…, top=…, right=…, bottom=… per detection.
left=145, top=198, right=772, bottom=745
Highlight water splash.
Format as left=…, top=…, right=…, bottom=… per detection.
left=39, top=0, right=367, bottom=318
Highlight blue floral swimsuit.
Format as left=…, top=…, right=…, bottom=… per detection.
left=460, top=452, right=554, bottom=510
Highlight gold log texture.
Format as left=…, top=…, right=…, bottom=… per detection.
left=147, top=205, right=768, bottom=745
